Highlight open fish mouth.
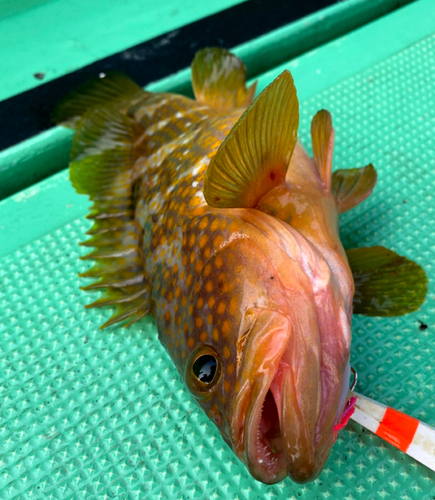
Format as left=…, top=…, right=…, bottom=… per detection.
left=243, top=369, right=291, bottom=484
left=231, top=308, right=351, bottom=484
left=242, top=361, right=334, bottom=484
left=257, top=389, right=285, bottom=468
left=240, top=359, right=347, bottom=484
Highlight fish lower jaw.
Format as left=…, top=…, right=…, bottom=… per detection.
left=243, top=387, right=287, bottom=484
left=241, top=362, right=323, bottom=485
left=242, top=356, right=300, bottom=484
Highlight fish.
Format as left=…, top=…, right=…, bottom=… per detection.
left=54, top=47, right=427, bottom=484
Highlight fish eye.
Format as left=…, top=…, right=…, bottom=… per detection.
left=193, top=355, right=217, bottom=384
left=186, top=345, right=222, bottom=400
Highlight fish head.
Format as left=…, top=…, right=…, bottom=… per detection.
left=183, top=212, right=354, bottom=484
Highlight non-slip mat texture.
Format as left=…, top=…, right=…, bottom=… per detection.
left=1, top=34, right=434, bottom=499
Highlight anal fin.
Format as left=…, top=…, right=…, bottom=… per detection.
left=191, top=47, right=257, bottom=111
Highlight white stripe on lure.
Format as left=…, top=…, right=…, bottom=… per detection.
left=351, top=392, right=435, bottom=472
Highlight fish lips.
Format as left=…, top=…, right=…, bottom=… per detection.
left=231, top=309, right=339, bottom=484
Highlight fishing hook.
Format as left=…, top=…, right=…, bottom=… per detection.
left=350, top=366, right=358, bottom=392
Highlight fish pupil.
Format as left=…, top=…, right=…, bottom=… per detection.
left=193, top=355, right=217, bottom=384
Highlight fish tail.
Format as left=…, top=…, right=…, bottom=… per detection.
left=52, top=72, right=146, bottom=126
left=68, top=103, right=151, bottom=328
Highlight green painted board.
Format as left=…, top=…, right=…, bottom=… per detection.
left=0, top=0, right=246, bottom=102
left=0, top=0, right=416, bottom=200
left=0, top=0, right=413, bottom=103
left=1, top=0, right=435, bottom=498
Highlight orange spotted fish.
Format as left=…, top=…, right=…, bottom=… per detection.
left=54, top=48, right=427, bottom=484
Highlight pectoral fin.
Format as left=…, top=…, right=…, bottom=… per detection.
left=332, top=165, right=377, bottom=213
left=191, top=47, right=257, bottom=111
left=204, top=70, right=299, bottom=208
left=346, top=246, right=427, bottom=316
left=311, top=109, right=334, bottom=189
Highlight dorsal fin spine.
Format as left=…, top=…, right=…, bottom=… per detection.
left=68, top=104, right=151, bottom=328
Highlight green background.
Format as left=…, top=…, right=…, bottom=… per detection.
left=0, top=0, right=415, bottom=200
left=0, top=0, right=434, bottom=498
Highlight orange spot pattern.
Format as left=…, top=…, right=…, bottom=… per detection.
left=131, top=92, right=249, bottom=433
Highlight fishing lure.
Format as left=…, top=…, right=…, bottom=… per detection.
left=351, top=392, right=435, bottom=472
left=54, top=48, right=427, bottom=484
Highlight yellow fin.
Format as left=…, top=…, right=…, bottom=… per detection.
left=191, top=47, right=257, bottom=111
left=346, top=246, right=427, bottom=316
left=70, top=108, right=140, bottom=162
left=331, top=164, right=377, bottom=213
left=70, top=108, right=150, bottom=327
left=53, top=72, right=145, bottom=126
left=311, top=109, right=334, bottom=188
left=204, top=70, right=299, bottom=208
left=69, top=109, right=137, bottom=195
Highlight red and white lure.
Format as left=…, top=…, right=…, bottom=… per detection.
left=351, top=392, right=435, bottom=472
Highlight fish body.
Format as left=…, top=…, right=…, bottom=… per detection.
left=132, top=90, right=353, bottom=482
left=55, top=48, right=427, bottom=484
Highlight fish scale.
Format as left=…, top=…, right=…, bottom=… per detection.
left=53, top=47, right=427, bottom=484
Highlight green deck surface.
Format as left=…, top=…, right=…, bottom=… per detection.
left=0, top=0, right=246, bottom=102
left=0, top=0, right=416, bottom=200
left=1, top=0, right=435, bottom=498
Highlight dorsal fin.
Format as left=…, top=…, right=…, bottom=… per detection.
left=346, top=246, right=427, bottom=316
left=204, top=70, right=299, bottom=208
left=311, top=109, right=334, bottom=189
left=191, top=47, right=257, bottom=111
left=52, top=72, right=145, bottom=126
left=69, top=108, right=151, bottom=328
left=332, top=164, right=377, bottom=213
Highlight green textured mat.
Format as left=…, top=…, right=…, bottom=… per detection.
left=1, top=10, right=435, bottom=500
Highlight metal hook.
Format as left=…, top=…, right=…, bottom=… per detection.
left=350, top=366, right=358, bottom=392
